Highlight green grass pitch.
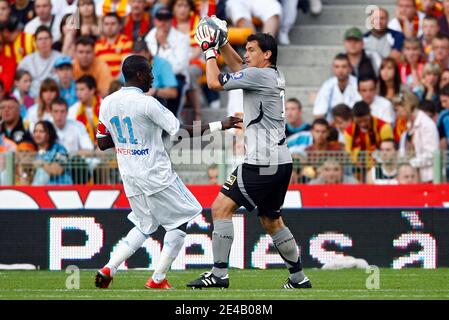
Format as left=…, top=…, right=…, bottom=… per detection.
left=1, top=268, right=449, bottom=300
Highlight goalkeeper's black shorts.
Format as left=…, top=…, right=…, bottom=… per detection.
left=220, top=163, right=292, bottom=219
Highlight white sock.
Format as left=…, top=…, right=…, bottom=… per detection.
left=152, top=228, right=186, bottom=283
left=105, top=227, right=147, bottom=277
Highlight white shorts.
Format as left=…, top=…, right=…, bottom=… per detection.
left=127, top=176, right=202, bottom=235
left=226, top=0, right=282, bottom=25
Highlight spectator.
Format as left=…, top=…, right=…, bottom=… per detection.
left=399, top=37, right=425, bottom=91
left=0, top=0, right=10, bottom=24
left=396, top=162, right=420, bottom=184
left=95, top=13, right=133, bottom=78
left=395, top=90, right=439, bottom=183
left=379, top=57, right=402, bottom=101
left=432, top=33, right=449, bottom=71
left=73, top=36, right=113, bottom=97
left=96, top=0, right=131, bottom=19
left=413, top=62, right=441, bottom=102
left=18, top=26, right=62, bottom=97
left=364, top=7, right=404, bottom=60
left=420, top=15, right=439, bottom=62
left=133, top=40, right=178, bottom=101
left=51, top=0, right=78, bottom=20
left=278, top=0, right=298, bottom=45
left=50, top=97, right=94, bottom=153
left=416, top=0, right=443, bottom=17
left=358, top=76, right=395, bottom=124
left=331, top=103, right=353, bottom=144
left=207, top=164, right=219, bottom=185
left=366, top=139, right=399, bottom=184
left=0, top=35, right=17, bottom=93
left=145, top=6, right=190, bottom=117
left=78, top=0, right=101, bottom=39
left=313, top=53, right=361, bottom=121
left=389, top=0, right=425, bottom=38
left=309, top=158, right=358, bottom=184
left=171, top=0, right=203, bottom=121
left=11, top=0, right=36, bottom=29
left=225, top=0, right=282, bottom=36
left=439, top=0, right=449, bottom=36
left=123, top=0, right=151, bottom=44
left=343, top=26, right=380, bottom=79
left=419, top=99, right=438, bottom=121
left=68, top=75, right=100, bottom=143
left=437, top=83, right=449, bottom=150
left=12, top=69, right=35, bottom=118
left=0, top=96, right=33, bottom=145
left=52, top=13, right=78, bottom=57
left=0, top=16, right=36, bottom=64
left=306, top=118, right=344, bottom=152
left=24, top=0, right=61, bottom=42
left=345, top=100, right=394, bottom=156
left=31, top=120, right=73, bottom=185
left=285, top=97, right=310, bottom=137
left=25, top=77, right=60, bottom=132
left=54, top=55, right=78, bottom=107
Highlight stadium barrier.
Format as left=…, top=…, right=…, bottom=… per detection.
left=0, top=208, right=447, bottom=270
left=1, top=150, right=448, bottom=185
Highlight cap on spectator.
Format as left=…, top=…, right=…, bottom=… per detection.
left=344, top=27, right=363, bottom=40
left=54, top=56, right=73, bottom=69
left=155, top=6, right=173, bottom=20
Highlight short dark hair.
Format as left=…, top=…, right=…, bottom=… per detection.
left=380, top=138, right=398, bottom=150
left=76, top=75, right=97, bottom=90
left=247, top=33, right=278, bottom=66
left=122, top=55, right=150, bottom=82
left=334, top=53, right=350, bottom=65
left=35, top=25, right=52, bottom=39
left=34, top=120, right=58, bottom=150
left=440, top=83, right=449, bottom=97
left=434, top=32, right=449, bottom=43
left=311, top=118, right=330, bottom=130
left=0, top=95, right=20, bottom=106
left=75, top=36, right=96, bottom=48
left=358, top=75, right=378, bottom=87
left=50, top=97, right=69, bottom=110
left=14, top=69, right=32, bottom=82
left=332, top=103, right=353, bottom=120
left=286, top=97, right=302, bottom=110
left=352, top=101, right=371, bottom=117
left=424, top=15, right=438, bottom=23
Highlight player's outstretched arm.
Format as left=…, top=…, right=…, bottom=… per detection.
left=180, top=116, right=242, bottom=137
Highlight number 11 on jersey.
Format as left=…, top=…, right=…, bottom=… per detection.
left=110, top=116, right=138, bottom=144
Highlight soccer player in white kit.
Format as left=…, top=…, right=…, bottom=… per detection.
left=94, top=55, right=242, bottom=289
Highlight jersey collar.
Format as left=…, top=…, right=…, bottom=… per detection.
left=122, top=86, right=144, bottom=94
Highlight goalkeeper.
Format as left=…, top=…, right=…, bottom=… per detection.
left=187, top=17, right=312, bottom=290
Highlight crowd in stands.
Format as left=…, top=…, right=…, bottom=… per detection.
left=286, top=0, right=449, bottom=185
left=0, top=0, right=325, bottom=185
